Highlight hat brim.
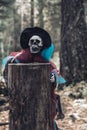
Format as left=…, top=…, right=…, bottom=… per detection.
left=20, top=27, right=51, bottom=49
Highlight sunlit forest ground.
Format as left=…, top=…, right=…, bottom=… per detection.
left=0, top=53, right=87, bottom=130
left=57, top=81, right=87, bottom=130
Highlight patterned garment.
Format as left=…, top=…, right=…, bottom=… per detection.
left=2, top=48, right=66, bottom=84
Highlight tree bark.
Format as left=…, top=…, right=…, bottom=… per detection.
left=60, top=0, right=87, bottom=84
left=37, top=0, right=44, bottom=28
left=30, top=0, right=34, bottom=27
left=8, top=63, right=52, bottom=130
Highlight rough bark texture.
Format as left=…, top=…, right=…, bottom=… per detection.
left=60, top=0, right=87, bottom=84
left=8, top=63, right=52, bottom=130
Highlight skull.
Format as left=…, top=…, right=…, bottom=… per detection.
left=28, top=35, right=43, bottom=53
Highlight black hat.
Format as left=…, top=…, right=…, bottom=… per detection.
left=20, top=27, right=52, bottom=49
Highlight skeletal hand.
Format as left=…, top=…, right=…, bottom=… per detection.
left=50, top=73, right=55, bottom=83
left=55, top=113, right=65, bottom=120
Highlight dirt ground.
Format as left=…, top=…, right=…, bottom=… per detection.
left=0, top=79, right=87, bottom=130
left=56, top=81, right=87, bottom=130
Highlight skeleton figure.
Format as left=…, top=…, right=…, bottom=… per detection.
left=2, top=27, right=66, bottom=130
left=28, top=35, right=43, bottom=54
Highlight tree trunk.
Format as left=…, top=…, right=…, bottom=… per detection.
left=37, top=0, right=44, bottom=28
left=8, top=63, right=52, bottom=130
left=60, top=0, right=87, bottom=84
left=30, top=0, right=34, bottom=27
left=13, top=4, right=21, bottom=51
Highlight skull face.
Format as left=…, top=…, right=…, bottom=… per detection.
left=28, top=35, right=43, bottom=54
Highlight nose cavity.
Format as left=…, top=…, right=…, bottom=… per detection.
left=33, top=40, right=37, bottom=45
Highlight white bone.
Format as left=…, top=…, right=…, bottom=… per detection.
left=28, top=35, right=43, bottom=47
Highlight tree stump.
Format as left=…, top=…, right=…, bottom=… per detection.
left=8, top=63, right=52, bottom=130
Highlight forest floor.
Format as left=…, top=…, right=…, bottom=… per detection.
left=0, top=53, right=87, bottom=130
left=56, top=81, right=87, bottom=130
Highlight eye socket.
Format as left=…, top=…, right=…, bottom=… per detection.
left=36, top=40, right=40, bottom=43
left=30, top=39, right=34, bottom=43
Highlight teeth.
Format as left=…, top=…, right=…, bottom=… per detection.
left=30, top=46, right=40, bottom=54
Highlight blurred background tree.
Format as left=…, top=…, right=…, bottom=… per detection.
left=60, top=0, right=87, bottom=84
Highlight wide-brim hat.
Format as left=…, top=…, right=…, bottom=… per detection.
left=20, top=27, right=52, bottom=49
